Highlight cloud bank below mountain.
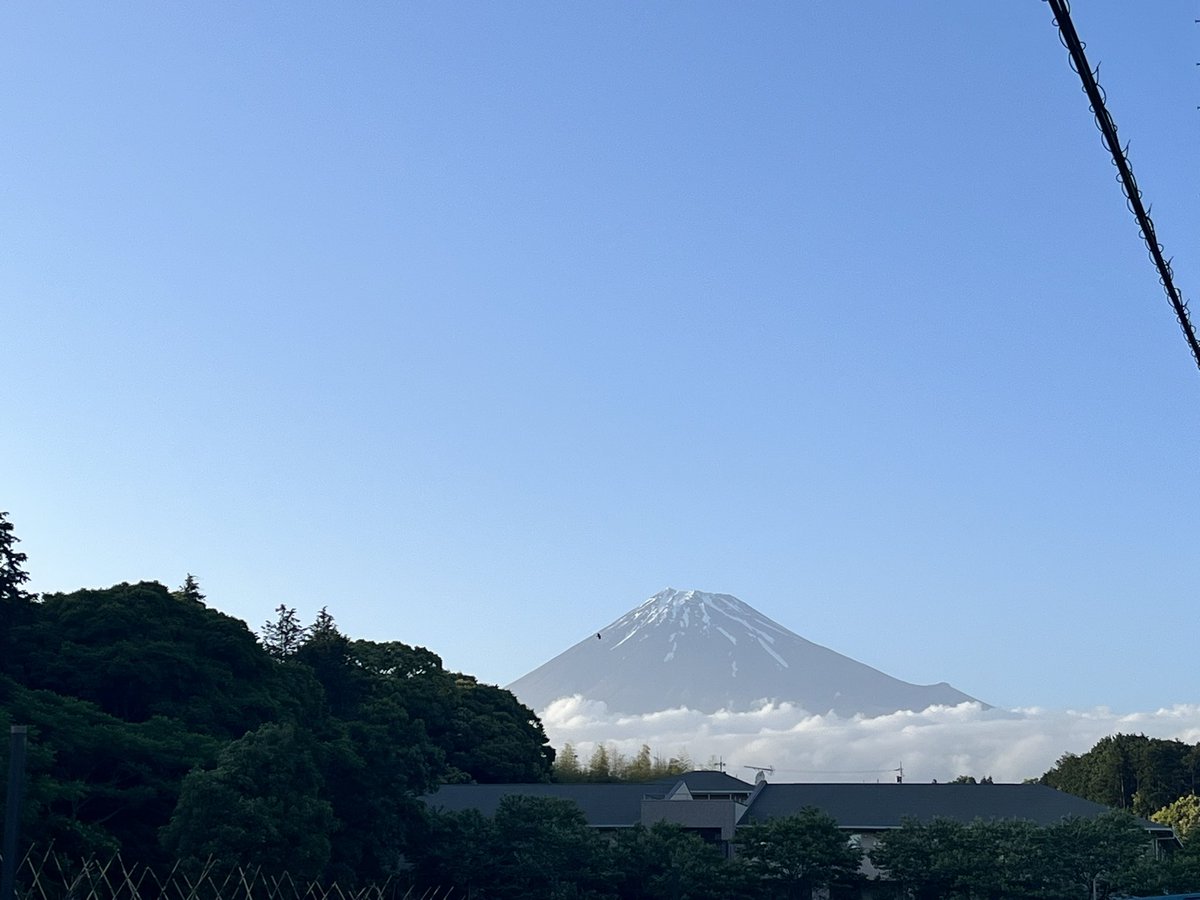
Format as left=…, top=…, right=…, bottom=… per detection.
left=540, top=697, right=1200, bottom=783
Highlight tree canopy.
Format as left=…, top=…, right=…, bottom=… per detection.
left=0, top=513, right=554, bottom=884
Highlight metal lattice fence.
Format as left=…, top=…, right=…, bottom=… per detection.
left=3, top=849, right=462, bottom=900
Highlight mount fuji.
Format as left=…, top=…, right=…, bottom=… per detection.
left=507, top=588, right=985, bottom=717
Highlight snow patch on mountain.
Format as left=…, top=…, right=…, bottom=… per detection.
left=507, top=588, right=986, bottom=717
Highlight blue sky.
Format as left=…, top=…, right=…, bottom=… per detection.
left=4, top=2, right=1197, bottom=718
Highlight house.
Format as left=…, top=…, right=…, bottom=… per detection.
left=423, top=772, right=1179, bottom=867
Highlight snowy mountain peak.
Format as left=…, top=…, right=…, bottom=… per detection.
left=507, top=588, right=985, bottom=717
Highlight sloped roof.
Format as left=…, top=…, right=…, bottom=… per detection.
left=652, top=771, right=753, bottom=793
left=425, top=783, right=664, bottom=828
left=742, top=783, right=1173, bottom=833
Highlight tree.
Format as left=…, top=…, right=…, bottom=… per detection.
left=873, top=812, right=1159, bottom=900
left=23, top=581, right=283, bottom=736
left=407, top=807, right=497, bottom=895
left=160, top=723, right=335, bottom=881
left=260, top=604, right=307, bottom=660
left=736, top=808, right=862, bottom=899
left=869, top=817, right=964, bottom=900
left=1044, top=811, right=1159, bottom=900
left=1041, top=734, right=1198, bottom=815
left=555, top=743, right=582, bottom=781
left=0, top=511, right=34, bottom=604
left=611, top=821, right=754, bottom=900
left=0, top=511, right=36, bottom=677
left=443, top=677, right=554, bottom=782
left=587, top=742, right=612, bottom=781
left=294, top=607, right=368, bottom=715
left=628, top=744, right=654, bottom=781
left=1152, top=793, right=1200, bottom=842
left=488, top=794, right=606, bottom=899
left=173, top=574, right=205, bottom=604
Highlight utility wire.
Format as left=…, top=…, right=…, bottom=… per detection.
left=1045, top=0, right=1200, bottom=373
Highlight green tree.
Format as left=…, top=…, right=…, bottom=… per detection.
left=0, top=676, right=217, bottom=864
left=628, top=744, right=654, bottom=781
left=488, top=794, right=607, bottom=899
left=0, top=511, right=37, bottom=678
left=588, top=742, right=612, bottom=782
left=294, top=608, right=367, bottom=715
left=443, top=676, right=554, bottom=782
left=1152, top=793, right=1200, bottom=842
left=260, top=603, right=307, bottom=659
left=407, top=807, right=498, bottom=895
left=869, top=817, right=964, bottom=900
left=161, top=723, right=335, bottom=881
left=736, top=808, right=862, bottom=899
left=1043, top=811, right=1159, bottom=900
left=555, top=742, right=582, bottom=781
left=1041, top=734, right=1198, bottom=815
left=173, top=574, right=205, bottom=604
left=21, top=582, right=283, bottom=737
left=611, top=821, right=754, bottom=900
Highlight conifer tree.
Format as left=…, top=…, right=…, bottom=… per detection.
left=587, top=743, right=611, bottom=782
left=554, top=743, right=582, bottom=781
left=174, top=573, right=205, bottom=604
left=260, top=604, right=307, bottom=659
left=0, top=510, right=36, bottom=674
left=0, top=510, right=35, bottom=604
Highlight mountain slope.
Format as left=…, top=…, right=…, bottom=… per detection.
left=507, top=588, right=984, bottom=716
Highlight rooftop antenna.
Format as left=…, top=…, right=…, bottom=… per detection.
left=743, top=764, right=774, bottom=784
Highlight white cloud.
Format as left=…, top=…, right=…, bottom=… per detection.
left=540, top=697, right=1200, bottom=783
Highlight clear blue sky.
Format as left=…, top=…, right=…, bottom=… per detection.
left=4, top=2, right=1197, bottom=715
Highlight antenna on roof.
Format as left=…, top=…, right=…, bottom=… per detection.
left=743, top=765, right=774, bottom=784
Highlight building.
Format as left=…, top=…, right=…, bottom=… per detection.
left=424, top=771, right=1179, bottom=867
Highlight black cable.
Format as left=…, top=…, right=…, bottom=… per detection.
left=1046, top=0, right=1200, bottom=373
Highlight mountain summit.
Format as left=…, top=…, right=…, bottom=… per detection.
left=507, top=588, right=984, bottom=716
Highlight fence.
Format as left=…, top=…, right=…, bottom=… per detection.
left=1, top=849, right=462, bottom=900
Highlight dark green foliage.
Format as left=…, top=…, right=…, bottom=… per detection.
left=173, top=573, right=205, bottom=604
left=0, top=675, right=217, bottom=864
left=0, top=511, right=37, bottom=677
left=20, top=582, right=284, bottom=737
left=407, top=807, right=498, bottom=895
left=412, top=795, right=610, bottom=899
left=871, top=811, right=1159, bottom=900
left=1041, top=733, right=1200, bottom=815
left=489, top=794, right=608, bottom=899
left=611, top=822, right=757, bottom=900
left=446, top=676, right=555, bottom=782
left=259, top=603, right=307, bottom=659
left=735, top=808, right=863, bottom=899
left=0, top=513, right=557, bottom=884
left=161, top=723, right=335, bottom=881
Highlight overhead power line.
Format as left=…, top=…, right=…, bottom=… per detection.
left=1045, top=0, right=1200, bottom=373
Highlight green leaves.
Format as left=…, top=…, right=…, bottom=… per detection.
left=735, top=808, right=863, bottom=898
left=161, top=723, right=335, bottom=882
left=871, top=812, right=1158, bottom=900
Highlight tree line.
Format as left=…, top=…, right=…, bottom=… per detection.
left=0, top=511, right=553, bottom=885
left=414, top=797, right=1200, bottom=900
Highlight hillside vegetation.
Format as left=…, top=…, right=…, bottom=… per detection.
left=0, top=513, right=552, bottom=884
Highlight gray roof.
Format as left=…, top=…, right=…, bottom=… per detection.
left=423, top=779, right=1173, bottom=838
left=425, top=783, right=666, bottom=828
left=653, top=771, right=753, bottom=793
left=742, top=783, right=1173, bottom=833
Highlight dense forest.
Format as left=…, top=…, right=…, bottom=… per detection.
left=0, top=512, right=552, bottom=885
